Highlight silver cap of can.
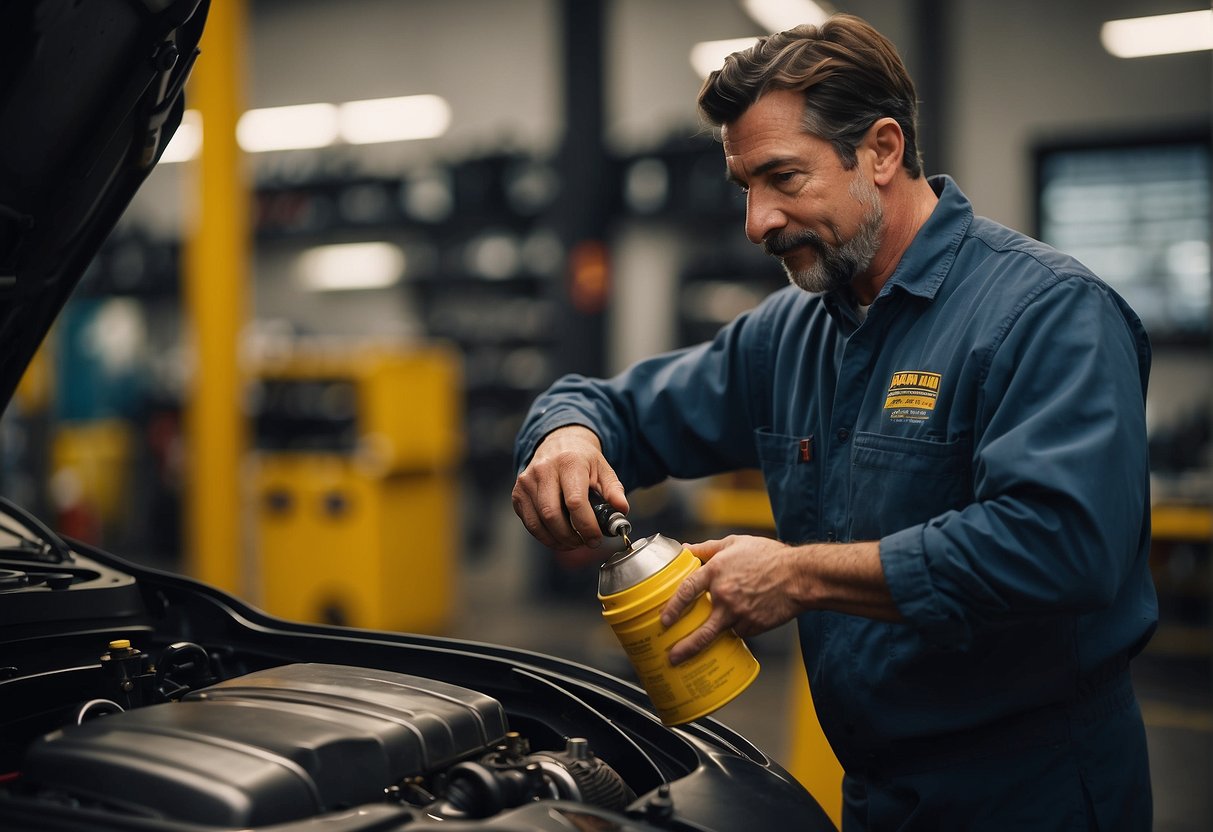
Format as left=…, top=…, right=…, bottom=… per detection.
left=597, top=533, right=682, bottom=597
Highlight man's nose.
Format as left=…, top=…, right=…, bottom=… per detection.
left=745, top=191, right=786, bottom=246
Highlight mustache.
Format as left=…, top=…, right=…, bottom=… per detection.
left=764, top=229, right=827, bottom=258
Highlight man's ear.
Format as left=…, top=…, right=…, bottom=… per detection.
left=866, top=117, right=904, bottom=186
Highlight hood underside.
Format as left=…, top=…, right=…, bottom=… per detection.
left=0, top=0, right=208, bottom=414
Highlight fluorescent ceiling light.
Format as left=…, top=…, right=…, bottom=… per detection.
left=1101, top=9, right=1213, bottom=58
left=691, top=37, right=761, bottom=79
left=237, top=103, right=339, bottom=152
left=160, top=109, right=202, bottom=163
left=296, top=242, right=405, bottom=291
left=693, top=2, right=834, bottom=80
left=742, top=0, right=831, bottom=32
left=339, top=94, right=451, bottom=144
left=158, top=95, right=452, bottom=160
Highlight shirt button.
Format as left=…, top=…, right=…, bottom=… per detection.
left=836, top=428, right=850, bottom=442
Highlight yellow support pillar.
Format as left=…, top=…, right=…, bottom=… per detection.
left=181, top=0, right=249, bottom=594
left=786, top=639, right=845, bottom=829
left=692, top=479, right=845, bottom=823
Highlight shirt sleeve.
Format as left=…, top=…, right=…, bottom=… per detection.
left=880, top=272, right=1152, bottom=647
left=513, top=303, right=771, bottom=489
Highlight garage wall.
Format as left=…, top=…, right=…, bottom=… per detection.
left=123, top=0, right=1210, bottom=422
left=947, top=0, right=1211, bottom=429
left=950, top=0, right=1210, bottom=230
left=251, top=0, right=562, bottom=166
left=130, top=0, right=1211, bottom=231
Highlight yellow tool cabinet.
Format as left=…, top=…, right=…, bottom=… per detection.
left=252, top=344, right=461, bottom=634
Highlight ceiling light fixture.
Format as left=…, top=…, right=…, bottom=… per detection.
left=691, top=1, right=833, bottom=79
left=296, top=242, right=406, bottom=292
left=1101, top=9, right=1213, bottom=58
left=237, top=103, right=339, bottom=152
left=690, top=37, right=761, bottom=79
left=339, top=94, right=451, bottom=144
left=159, top=95, right=454, bottom=162
left=742, top=0, right=831, bottom=32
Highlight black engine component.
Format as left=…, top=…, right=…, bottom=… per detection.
left=22, top=663, right=510, bottom=826
left=19, top=661, right=644, bottom=829
left=434, top=733, right=635, bottom=819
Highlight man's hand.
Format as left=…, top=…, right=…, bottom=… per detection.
left=660, top=535, right=806, bottom=665
left=512, top=425, right=629, bottom=551
left=660, top=535, right=899, bottom=665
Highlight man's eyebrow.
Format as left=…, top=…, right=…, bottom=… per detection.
left=725, top=156, right=799, bottom=187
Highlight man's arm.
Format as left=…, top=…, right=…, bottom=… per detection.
left=513, top=298, right=781, bottom=551
left=660, top=535, right=901, bottom=665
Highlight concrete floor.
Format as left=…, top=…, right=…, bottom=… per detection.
left=449, top=502, right=1213, bottom=831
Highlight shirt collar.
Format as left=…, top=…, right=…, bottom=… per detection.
left=826, top=174, right=974, bottom=314
left=888, top=174, right=973, bottom=300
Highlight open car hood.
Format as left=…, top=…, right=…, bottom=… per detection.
left=0, top=0, right=207, bottom=414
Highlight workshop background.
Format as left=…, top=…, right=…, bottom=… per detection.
left=1, top=0, right=1209, bottom=828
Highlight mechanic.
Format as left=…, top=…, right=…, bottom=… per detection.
left=512, top=14, right=1155, bottom=831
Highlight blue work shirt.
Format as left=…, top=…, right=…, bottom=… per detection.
left=515, top=176, right=1157, bottom=780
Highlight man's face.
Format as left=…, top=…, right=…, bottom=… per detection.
left=722, top=88, right=884, bottom=294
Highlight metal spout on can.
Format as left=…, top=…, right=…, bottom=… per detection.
left=597, top=533, right=681, bottom=597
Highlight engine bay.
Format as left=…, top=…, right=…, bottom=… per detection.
left=17, top=659, right=634, bottom=827
left=0, top=544, right=700, bottom=831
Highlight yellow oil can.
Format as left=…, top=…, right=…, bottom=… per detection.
left=598, top=533, right=759, bottom=726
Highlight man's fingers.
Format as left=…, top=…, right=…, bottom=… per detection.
left=512, top=484, right=558, bottom=549
left=660, top=571, right=705, bottom=628
left=561, top=488, right=603, bottom=549
left=667, top=607, right=731, bottom=666
left=513, top=470, right=583, bottom=550
left=599, top=477, right=630, bottom=516
left=685, top=538, right=728, bottom=561
left=537, top=489, right=584, bottom=550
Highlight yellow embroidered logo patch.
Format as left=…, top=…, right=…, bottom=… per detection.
left=884, top=371, right=941, bottom=421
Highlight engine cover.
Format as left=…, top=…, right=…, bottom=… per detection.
left=22, top=663, right=508, bottom=826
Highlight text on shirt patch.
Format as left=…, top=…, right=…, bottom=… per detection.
left=884, top=370, right=941, bottom=422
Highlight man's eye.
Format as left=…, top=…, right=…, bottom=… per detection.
left=774, top=171, right=798, bottom=184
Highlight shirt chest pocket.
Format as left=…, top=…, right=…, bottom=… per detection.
left=754, top=427, right=821, bottom=542
left=848, top=432, right=972, bottom=540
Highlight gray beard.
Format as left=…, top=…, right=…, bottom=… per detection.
left=765, top=176, right=884, bottom=295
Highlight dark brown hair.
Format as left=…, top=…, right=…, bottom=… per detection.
left=698, top=14, right=923, bottom=178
